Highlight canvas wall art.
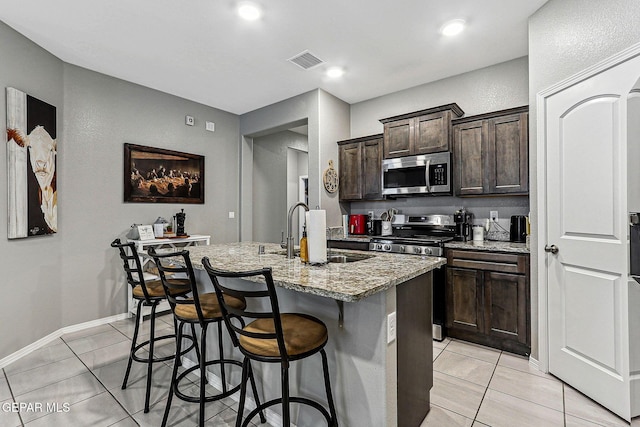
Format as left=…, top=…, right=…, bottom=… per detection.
left=6, top=87, right=57, bottom=239
left=124, top=143, right=205, bottom=204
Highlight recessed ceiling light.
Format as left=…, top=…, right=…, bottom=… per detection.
left=440, top=19, right=465, bottom=36
left=237, top=2, right=262, bottom=21
left=326, top=67, right=345, bottom=78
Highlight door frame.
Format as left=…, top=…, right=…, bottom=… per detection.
left=536, top=41, right=640, bottom=374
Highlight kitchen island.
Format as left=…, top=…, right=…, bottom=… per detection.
left=176, top=242, right=445, bottom=427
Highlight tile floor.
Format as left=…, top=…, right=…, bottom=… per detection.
left=0, top=313, right=635, bottom=426
left=422, top=338, right=636, bottom=427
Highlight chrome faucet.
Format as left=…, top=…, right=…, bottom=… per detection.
left=285, top=202, right=309, bottom=258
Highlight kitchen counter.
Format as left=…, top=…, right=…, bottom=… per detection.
left=175, top=241, right=438, bottom=426
left=444, top=240, right=530, bottom=254
left=182, top=241, right=445, bottom=302
left=328, top=235, right=530, bottom=254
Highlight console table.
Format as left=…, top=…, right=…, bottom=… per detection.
left=126, top=234, right=210, bottom=316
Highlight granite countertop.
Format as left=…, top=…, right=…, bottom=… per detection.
left=177, top=242, right=445, bottom=302
left=444, top=240, right=530, bottom=254
left=328, top=235, right=372, bottom=243
left=329, top=235, right=529, bottom=254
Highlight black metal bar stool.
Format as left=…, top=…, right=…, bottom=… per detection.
left=202, top=258, right=338, bottom=427
left=149, top=248, right=265, bottom=427
left=110, top=238, right=196, bottom=413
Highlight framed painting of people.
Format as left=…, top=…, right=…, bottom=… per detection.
left=6, top=87, right=57, bottom=239
left=124, top=143, right=205, bottom=204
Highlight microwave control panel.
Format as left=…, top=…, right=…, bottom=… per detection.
left=429, top=163, right=448, bottom=185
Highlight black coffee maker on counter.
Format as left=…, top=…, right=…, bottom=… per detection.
left=454, top=208, right=473, bottom=241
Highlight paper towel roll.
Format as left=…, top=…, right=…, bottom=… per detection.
left=306, top=210, right=327, bottom=264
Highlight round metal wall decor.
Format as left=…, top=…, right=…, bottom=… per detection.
left=323, top=160, right=338, bottom=193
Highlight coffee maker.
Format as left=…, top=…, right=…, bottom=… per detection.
left=454, top=208, right=473, bottom=241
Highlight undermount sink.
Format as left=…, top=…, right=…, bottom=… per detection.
left=327, top=253, right=373, bottom=263
left=270, top=250, right=373, bottom=263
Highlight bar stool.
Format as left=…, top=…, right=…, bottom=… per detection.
left=202, top=258, right=338, bottom=427
left=110, top=239, right=196, bottom=413
left=149, top=248, right=265, bottom=427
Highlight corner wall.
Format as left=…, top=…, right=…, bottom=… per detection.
left=0, top=21, right=241, bottom=359
left=239, top=89, right=350, bottom=238
left=529, top=0, right=640, bottom=361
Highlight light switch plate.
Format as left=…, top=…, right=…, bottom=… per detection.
left=228, top=211, right=235, bottom=219
left=185, top=115, right=194, bottom=126
left=490, top=210, right=498, bottom=222
left=205, top=121, right=215, bottom=132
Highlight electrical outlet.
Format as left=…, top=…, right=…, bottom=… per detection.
left=368, top=211, right=374, bottom=218
left=490, top=210, right=499, bottom=222
left=387, top=312, right=397, bottom=344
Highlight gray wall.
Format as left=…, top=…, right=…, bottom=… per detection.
left=0, top=21, right=241, bottom=359
left=349, top=57, right=531, bottom=224
left=351, top=57, right=529, bottom=137
left=240, top=89, right=350, bottom=239
left=0, top=21, right=65, bottom=358
left=252, top=130, right=308, bottom=243
left=528, top=0, right=640, bottom=360
left=318, top=90, right=351, bottom=224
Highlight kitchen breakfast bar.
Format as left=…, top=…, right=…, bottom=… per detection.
left=174, top=242, right=445, bottom=427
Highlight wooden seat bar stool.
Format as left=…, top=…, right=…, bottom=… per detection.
left=202, top=258, right=338, bottom=427
left=110, top=238, right=196, bottom=413
left=149, top=248, right=265, bottom=427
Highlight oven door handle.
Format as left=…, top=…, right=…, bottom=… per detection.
left=425, top=158, right=431, bottom=193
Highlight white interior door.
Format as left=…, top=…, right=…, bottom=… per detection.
left=543, top=54, right=640, bottom=421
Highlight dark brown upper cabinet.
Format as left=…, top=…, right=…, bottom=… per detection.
left=337, top=134, right=383, bottom=201
left=453, top=106, right=529, bottom=196
left=380, top=103, right=464, bottom=159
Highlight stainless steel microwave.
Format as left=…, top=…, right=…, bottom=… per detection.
left=382, top=152, right=452, bottom=196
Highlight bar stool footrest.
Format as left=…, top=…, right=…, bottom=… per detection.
left=173, top=359, right=243, bottom=403
left=131, top=334, right=196, bottom=364
left=243, top=396, right=334, bottom=427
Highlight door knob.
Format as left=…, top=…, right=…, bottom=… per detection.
left=544, top=244, right=559, bottom=254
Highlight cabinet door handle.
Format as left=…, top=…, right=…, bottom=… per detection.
left=544, top=244, right=559, bottom=254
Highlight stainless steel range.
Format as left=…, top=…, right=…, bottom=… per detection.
left=369, top=214, right=455, bottom=257
left=369, top=214, right=454, bottom=341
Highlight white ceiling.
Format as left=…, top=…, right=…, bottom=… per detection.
left=0, top=0, right=547, bottom=115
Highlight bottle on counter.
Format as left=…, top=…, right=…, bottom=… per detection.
left=300, top=226, right=309, bottom=263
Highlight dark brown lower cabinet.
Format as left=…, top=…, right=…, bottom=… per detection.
left=445, top=249, right=530, bottom=356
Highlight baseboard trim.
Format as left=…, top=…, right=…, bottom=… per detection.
left=528, top=356, right=541, bottom=373
left=0, top=312, right=131, bottom=369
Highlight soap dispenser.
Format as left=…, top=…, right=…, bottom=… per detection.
left=300, top=225, right=309, bottom=263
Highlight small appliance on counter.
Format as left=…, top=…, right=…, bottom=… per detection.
left=348, top=214, right=367, bottom=235
left=369, top=219, right=383, bottom=236
left=176, top=209, right=187, bottom=236
left=453, top=208, right=473, bottom=241
left=509, top=215, right=527, bottom=243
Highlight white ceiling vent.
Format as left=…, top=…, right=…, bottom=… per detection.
left=287, top=50, right=324, bottom=70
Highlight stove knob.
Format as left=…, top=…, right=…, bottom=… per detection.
left=424, top=247, right=432, bottom=255
left=383, top=244, right=391, bottom=251
left=376, top=244, right=383, bottom=250
left=413, top=247, right=422, bottom=254
left=400, top=246, right=405, bottom=253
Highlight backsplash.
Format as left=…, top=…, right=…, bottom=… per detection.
left=347, top=195, right=529, bottom=230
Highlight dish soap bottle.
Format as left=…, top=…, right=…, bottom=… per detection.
left=300, top=226, right=309, bottom=263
